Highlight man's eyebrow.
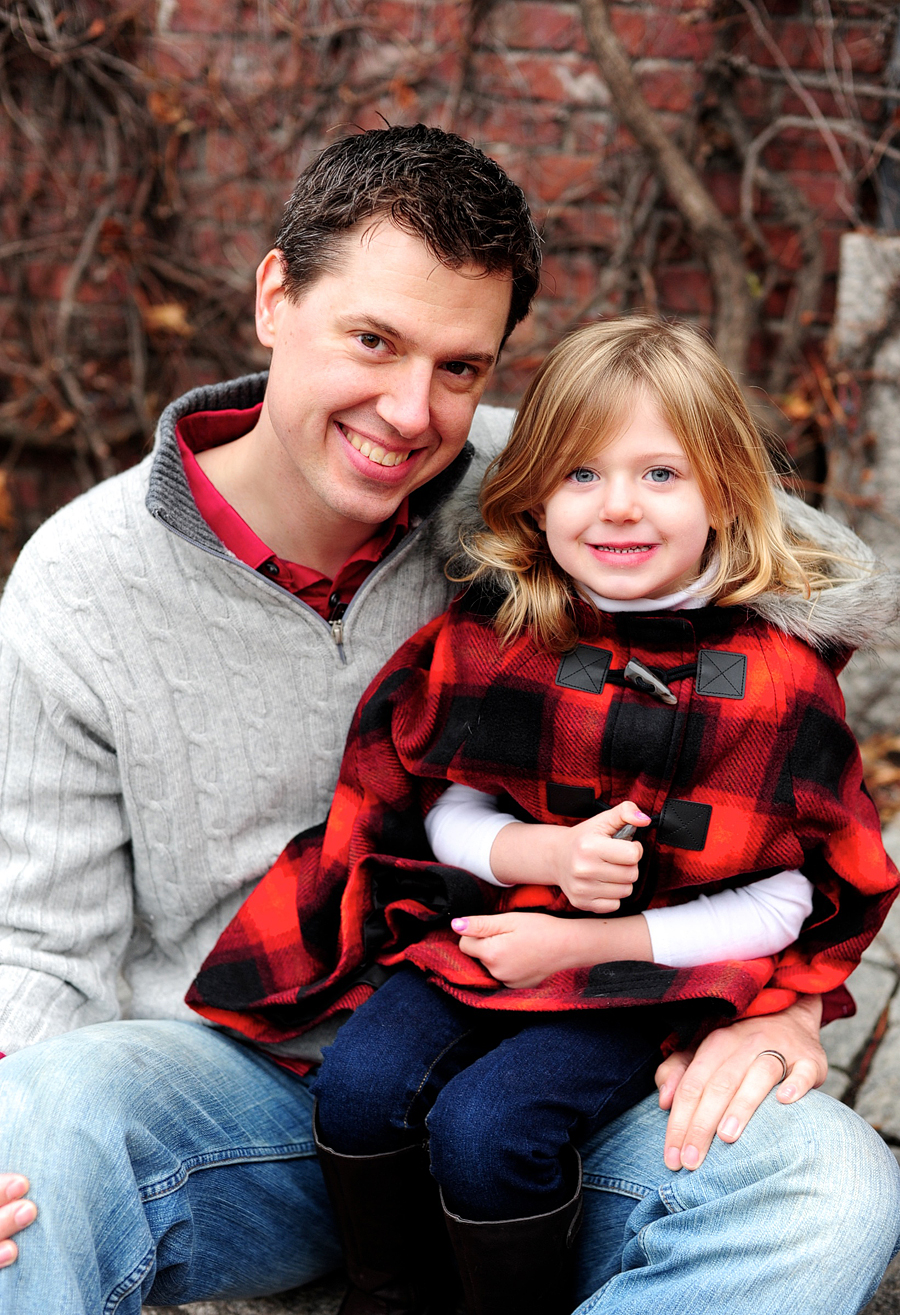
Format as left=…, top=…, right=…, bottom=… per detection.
left=345, top=314, right=497, bottom=367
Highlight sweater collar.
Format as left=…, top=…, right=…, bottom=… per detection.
left=146, top=371, right=474, bottom=549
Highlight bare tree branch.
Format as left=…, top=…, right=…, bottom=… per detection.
left=578, top=0, right=755, bottom=376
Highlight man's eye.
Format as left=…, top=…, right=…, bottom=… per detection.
left=568, top=468, right=597, bottom=484
left=443, top=360, right=475, bottom=377
left=358, top=333, right=385, bottom=350
left=647, top=467, right=674, bottom=483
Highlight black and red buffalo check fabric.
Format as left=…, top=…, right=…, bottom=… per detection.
left=187, top=588, right=898, bottom=1072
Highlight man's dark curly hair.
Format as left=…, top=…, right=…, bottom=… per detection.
left=274, top=124, right=542, bottom=342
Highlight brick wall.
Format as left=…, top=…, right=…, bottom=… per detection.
left=0, top=0, right=895, bottom=561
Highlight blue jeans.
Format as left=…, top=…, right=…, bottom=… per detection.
left=313, top=966, right=663, bottom=1219
left=0, top=1018, right=897, bottom=1313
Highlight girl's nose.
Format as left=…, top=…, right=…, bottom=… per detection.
left=598, top=478, right=642, bottom=523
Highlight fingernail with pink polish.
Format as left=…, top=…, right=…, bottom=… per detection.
left=633, top=810, right=651, bottom=822
left=451, top=918, right=468, bottom=932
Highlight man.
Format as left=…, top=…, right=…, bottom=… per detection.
left=0, top=125, right=896, bottom=1313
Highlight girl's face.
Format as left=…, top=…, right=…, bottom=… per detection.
left=534, top=393, right=713, bottom=601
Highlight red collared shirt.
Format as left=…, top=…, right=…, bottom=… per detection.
left=176, top=405, right=409, bottom=621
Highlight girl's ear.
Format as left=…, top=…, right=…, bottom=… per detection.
left=533, top=505, right=547, bottom=531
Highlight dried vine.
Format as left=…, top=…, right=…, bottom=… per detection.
left=0, top=0, right=897, bottom=573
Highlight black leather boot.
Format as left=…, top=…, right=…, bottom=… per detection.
left=441, top=1149, right=583, bottom=1315
left=314, top=1114, right=457, bottom=1315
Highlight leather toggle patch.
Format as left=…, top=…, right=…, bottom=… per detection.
left=556, top=645, right=612, bottom=695
left=546, top=783, right=607, bottom=818
left=695, top=650, right=747, bottom=700
left=657, top=798, right=712, bottom=850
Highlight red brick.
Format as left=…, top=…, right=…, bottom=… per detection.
left=473, top=102, right=568, bottom=149
left=531, top=153, right=599, bottom=202
left=168, top=0, right=238, bottom=33
left=371, top=0, right=468, bottom=45
left=540, top=251, right=602, bottom=303
left=569, top=109, right=615, bottom=153
left=655, top=265, right=714, bottom=315
left=639, top=14, right=717, bottom=61
left=146, top=35, right=211, bottom=81
left=204, top=130, right=251, bottom=177
left=762, top=133, right=843, bottom=177
left=540, top=204, right=620, bottom=248
left=490, top=2, right=587, bottom=55
left=474, top=51, right=609, bottom=105
left=635, top=63, right=699, bottom=114
left=703, top=169, right=741, bottom=217
left=783, top=171, right=853, bottom=220
left=838, top=26, right=886, bottom=76
left=733, top=78, right=780, bottom=122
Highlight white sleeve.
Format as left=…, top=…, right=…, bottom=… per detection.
left=424, top=783, right=518, bottom=887
left=427, top=790, right=815, bottom=966
left=642, top=870, right=814, bottom=967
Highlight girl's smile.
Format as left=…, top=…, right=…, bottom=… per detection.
left=535, top=393, right=712, bottom=601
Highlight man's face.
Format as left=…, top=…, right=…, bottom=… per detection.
left=254, top=221, right=513, bottom=535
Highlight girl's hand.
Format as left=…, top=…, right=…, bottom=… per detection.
left=656, top=994, right=827, bottom=1171
left=489, top=800, right=651, bottom=913
left=451, top=909, right=653, bottom=988
left=452, top=912, right=583, bottom=988
left=554, top=801, right=650, bottom=911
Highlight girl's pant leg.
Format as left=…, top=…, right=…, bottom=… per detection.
left=573, top=1087, right=900, bottom=1315
left=0, top=1019, right=342, bottom=1314
left=427, top=1009, right=662, bottom=1222
left=312, top=965, right=504, bottom=1155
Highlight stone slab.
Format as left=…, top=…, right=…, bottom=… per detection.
left=828, top=232, right=900, bottom=738
left=865, top=892, right=900, bottom=973
left=822, top=958, right=897, bottom=1071
left=854, top=990, right=900, bottom=1138
left=862, top=1251, right=900, bottom=1315
left=144, top=1271, right=345, bottom=1315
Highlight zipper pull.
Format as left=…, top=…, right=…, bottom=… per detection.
left=331, top=616, right=344, bottom=646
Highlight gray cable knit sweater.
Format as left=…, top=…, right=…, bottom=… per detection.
left=1, top=374, right=896, bottom=1056
left=0, top=374, right=514, bottom=1054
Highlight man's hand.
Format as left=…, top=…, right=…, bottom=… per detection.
left=656, top=994, right=827, bottom=1172
left=0, top=1175, right=37, bottom=1267
left=490, top=801, right=651, bottom=913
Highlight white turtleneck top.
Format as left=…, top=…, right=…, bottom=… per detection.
left=424, top=575, right=814, bottom=969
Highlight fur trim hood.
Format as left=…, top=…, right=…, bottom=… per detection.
left=433, top=461, right=900, bottom=654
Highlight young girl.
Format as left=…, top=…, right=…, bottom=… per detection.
left=188, top=317, right=898, bottom=1315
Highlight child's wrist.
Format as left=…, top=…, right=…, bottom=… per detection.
left=563, top=914, right=653, bottom=969
left=490, top=822, right=567, bottom=887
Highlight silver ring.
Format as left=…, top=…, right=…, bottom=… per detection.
left=756, top=1049, right=789, bottom=1084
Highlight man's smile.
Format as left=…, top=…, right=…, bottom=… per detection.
left=338, top=421, right=413, bottom=468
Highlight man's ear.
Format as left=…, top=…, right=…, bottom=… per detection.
left=255, top=249, right=288, bottom=349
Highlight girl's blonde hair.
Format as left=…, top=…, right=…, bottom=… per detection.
left=462, top=315, right=838, bottom=652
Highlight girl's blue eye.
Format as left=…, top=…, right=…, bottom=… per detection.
left=568, top=468, right=597, bottom=484
left=647, top=467, right=674, bottom=483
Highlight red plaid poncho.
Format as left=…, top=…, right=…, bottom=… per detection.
left=187, top=587, right=898, bottom=1070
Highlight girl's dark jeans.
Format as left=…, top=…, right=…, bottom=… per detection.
left=312, top=964, right=664, bottom=1221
